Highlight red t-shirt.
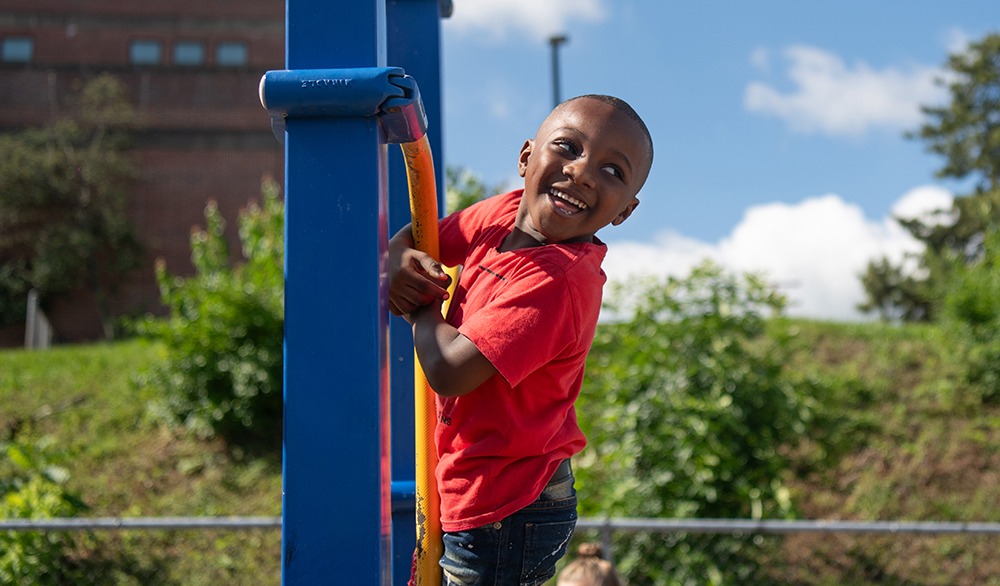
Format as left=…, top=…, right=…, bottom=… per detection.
left=434, top=189, right=606, bottom=532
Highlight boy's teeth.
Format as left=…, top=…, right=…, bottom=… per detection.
left=551, top=189, right=588, bottom=210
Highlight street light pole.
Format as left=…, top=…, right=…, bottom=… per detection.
left=549, top=34, right=568, bottom=109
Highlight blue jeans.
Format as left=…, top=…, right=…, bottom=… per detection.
left=439, top=472, right=578, bottom=586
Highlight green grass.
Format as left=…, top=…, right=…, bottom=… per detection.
left=769, top=319, right=1000, bottom=586
left=3, top=321, right=1000, bottom=584
left=0, top=340, right=281, bottom=585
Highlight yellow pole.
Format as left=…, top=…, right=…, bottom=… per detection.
left=400, top=134, right=443, bottom=585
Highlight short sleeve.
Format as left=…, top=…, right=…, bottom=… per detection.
left=458, top=264, right=582, bottom=388
left=438, top=192, right=520, bottom=268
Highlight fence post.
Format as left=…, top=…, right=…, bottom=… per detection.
left=24, top=289, right=52, bottom=350
left=600, top=521, right=616, bottom=567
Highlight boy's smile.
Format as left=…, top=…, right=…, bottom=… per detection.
left=508, top=96, right=652, bottom=249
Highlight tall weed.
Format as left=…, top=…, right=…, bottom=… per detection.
left=137, top=181, right=283, bottom=448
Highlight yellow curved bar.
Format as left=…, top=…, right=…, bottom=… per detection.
left=400, top=134, right=443, bottom=585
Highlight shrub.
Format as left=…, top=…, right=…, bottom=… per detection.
left=0, top=435, right=87, bottom=586
left=940, top=227, right=1000, bottom=403
left=578, top=261, right=816, bottom=584
left=137, top=180, right=283, bottom=446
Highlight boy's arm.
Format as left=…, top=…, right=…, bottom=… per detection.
left=388, top=224, right=451, bottom=316
left=410, top=300, right=498, bottom=397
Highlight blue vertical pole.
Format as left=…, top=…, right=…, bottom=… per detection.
left=386, top=1, right=448, bottom=584
left=282, top=1, right=391, bottom=584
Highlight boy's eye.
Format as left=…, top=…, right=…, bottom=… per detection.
left=554, top=139, right=579, bottom=155
left=602, top=164, right=623, bottom=179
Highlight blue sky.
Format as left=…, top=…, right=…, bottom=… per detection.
left=436, top=1, right=999, bottom=321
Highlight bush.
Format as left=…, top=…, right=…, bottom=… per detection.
left=0, top=435, right=87, bottom=586
left=137, top=180, right=283, bottom=446
left=577, top=262, right=816, bottom=584
left=940, top=227, right=1000, bottom=403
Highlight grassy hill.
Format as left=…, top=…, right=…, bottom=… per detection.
left=0, top=340, right=281, bottom=586
left=2, top=319, right=999, bottom=584
left=771, top=320, right=1000, bottom=585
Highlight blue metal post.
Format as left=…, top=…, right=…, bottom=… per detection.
left=386, top=2, right=448, bottom=584
left=281, top=1, right=391, bottom=584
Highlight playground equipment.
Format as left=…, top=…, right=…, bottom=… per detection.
left=260, top=1, right=451, bottom=584
left=400, top=132, right=445, bottom=583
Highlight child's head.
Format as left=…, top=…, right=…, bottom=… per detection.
left=556, top=542, right=624, bottom=586
left=515, top=94, right=653, bottom=245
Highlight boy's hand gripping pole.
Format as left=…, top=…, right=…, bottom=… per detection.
left=260, top=68, right=444, bottom=585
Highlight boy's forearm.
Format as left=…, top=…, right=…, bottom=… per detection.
left=411, top=304, right=495, bottom=397
left=411, top=305, right=464, bottom=397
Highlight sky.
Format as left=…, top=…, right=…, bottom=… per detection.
left=436, top=1, right=999, bottom=322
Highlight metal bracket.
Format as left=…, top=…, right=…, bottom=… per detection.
left=380, top=73, right=428, bottom=144
left=259, top=66, right=428, bottom=144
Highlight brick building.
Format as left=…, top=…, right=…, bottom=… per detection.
left=0, top=0, right=284, bottom=344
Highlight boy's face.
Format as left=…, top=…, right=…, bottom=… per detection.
left=516, top=97, right=651, bottom=245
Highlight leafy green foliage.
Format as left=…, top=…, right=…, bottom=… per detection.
left=0, top=74, right=140, bottom=332
left=137, top=181, right=283, bottom=446
left=577, top=262, right=816, bottom=584
left=940, top=226, right=1000, bottom=403
left=914, top=34, right=1000, bottom=191
left=3, top=313, right=1000, bottom=583
left=0, top=435, right=87, bottom=586
left=1, top=340, right=281, bottom=584
left=861, top=33, right=1000, bottom=321
left=445, top=166, right=507, bottom=213
left=857, top=257, right=935, bottom=321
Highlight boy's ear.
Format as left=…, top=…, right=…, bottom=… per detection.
left=517, top=139, right=533, bottom=177
left=611, top=197, right=639, bottom=226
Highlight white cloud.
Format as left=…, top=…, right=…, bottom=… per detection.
left=602, top=186, right=953, bottom=322
left=443, top=0, right=607, bottom=42
left=891, top=184, right=956, bottom=226
left=602, top=231, right=717, bottom=282
left=744, top=45, right=948, bottom=136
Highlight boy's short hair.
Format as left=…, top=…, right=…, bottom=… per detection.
left=560, top=94, right=654, bottom=166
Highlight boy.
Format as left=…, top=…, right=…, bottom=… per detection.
left=390, top=94, right=653, bottom=585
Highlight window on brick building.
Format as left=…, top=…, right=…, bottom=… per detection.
left=130, top=39, right=162, bottom=65
left=2, top=37, right=34, bottom=63
left=216, top=42, right=248, bottom=67
left=174, top=41, right=205, bottom=66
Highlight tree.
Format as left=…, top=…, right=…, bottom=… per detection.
left=0, top=74, right=140, bottom=334
left=860, top=34, right=1000, bottom=321
left=445, top=166, right=507, bottom=213
left=915, top=34, right=1000, bottom=193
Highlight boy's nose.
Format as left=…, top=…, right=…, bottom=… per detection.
left=563, top=159, right=596, bottom=189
